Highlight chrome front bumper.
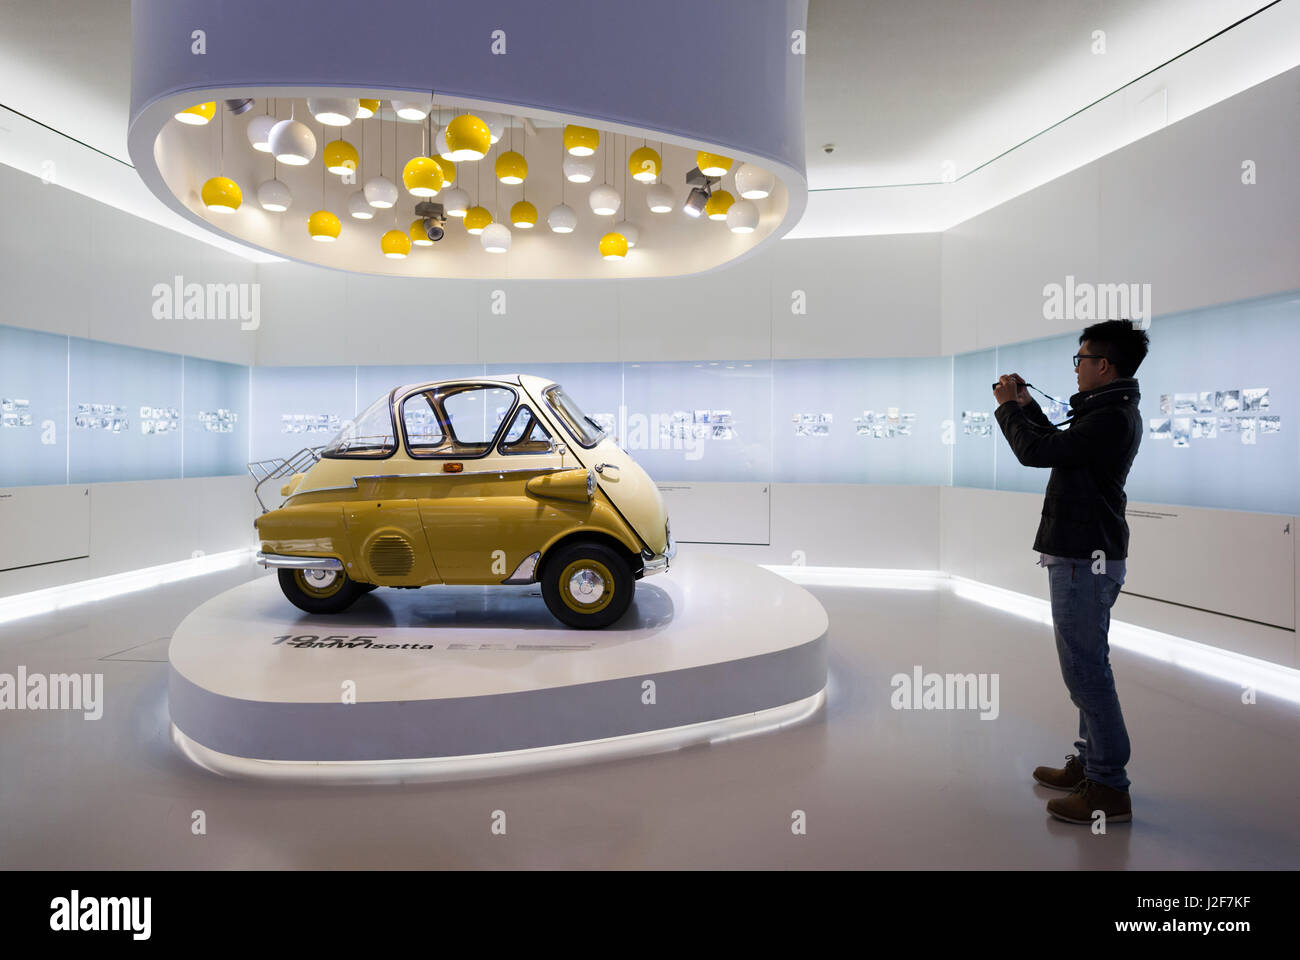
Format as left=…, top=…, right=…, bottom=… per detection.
left=256, top=551, right=343, bottom=571
left=640, top=530, right=677, bottom=577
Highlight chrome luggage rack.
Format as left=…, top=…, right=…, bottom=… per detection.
left=247, top=446, right=323, bottom=513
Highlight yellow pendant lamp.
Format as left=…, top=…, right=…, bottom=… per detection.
left=463, top=206, right=492, bottom=235
left=705, top=189, right=735, bottom=220
left=381, top=229, right=411, bottom=259
left=434, top=156, right=456, bottom=186
left=201, top=176, right=242, bottom=213
left=175, top=102, right=216, bottom=125
left=323, top=139, right=359, bottom=175
left=402, top=156, right=444, bottom=196
left=628, top=146, right=661, bottom=182
left=696, top=151, right=733, bottom=176
left=444, top=114, right=491, bottom=161
left=599, top=231, right=628, bottom=261
left=410, top=218, right=434, bottom=246
left=307, top=210, right=342, bottom=242
left=356, top=98, right=381, bottom=119
left=495, top=150, right=528, bottom=184
left=564, top=125, right=599, bottom=156
left=510, top=200, right=538, bottom=228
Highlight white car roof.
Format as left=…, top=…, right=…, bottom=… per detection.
left=390, top=374, right=560, bottom=398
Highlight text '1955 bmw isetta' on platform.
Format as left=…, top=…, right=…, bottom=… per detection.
left=249, top=375, right=675, bottom=628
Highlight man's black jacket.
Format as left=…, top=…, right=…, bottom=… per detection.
left=994, top=377, right=1142, bottom=560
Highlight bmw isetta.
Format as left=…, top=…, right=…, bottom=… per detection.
left=252, top=375, right=674, bottom=628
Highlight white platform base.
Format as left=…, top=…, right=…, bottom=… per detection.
left=168, top=552, right=828, bottom=783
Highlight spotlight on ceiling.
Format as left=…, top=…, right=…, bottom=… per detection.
left=683, top=187, right=710, bottom=218
left=415, top=201, right=447, bottom=242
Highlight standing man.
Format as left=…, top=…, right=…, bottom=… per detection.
left=993, top=319, right=1149, bottom=825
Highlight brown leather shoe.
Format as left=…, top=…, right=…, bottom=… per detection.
left=1046, top=779, right=1132, bottom=824
left=1033, top=754, right=1086, bottom=791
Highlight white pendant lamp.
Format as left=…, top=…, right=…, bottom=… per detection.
left=588, top=185, right=621, bottom=216
left=391, top=97, right=432, bottom=121
left=481, top=222, right=512, bottom=253
left=435, top=127, right=453, bottom=161
left=547, top=203, right=577, bottom=233
left=347, top=190, right=374, bottom=220
left=616, top=222, right=639, bottom=247
left=247, top=114, right=277, bottom=153
left=363, top=176, right=398, bottom=208
left=726, top=199, right=759, bottom=233
left=441, top=186, right=470, bottom=217
left=480, top=112, right=506, bottom=143
left=563, top=154, right=595, bottom=183
left=734, top=163, right=775, bottom=199
left=646, top=183, right=674, bottom=213
left=307, top=97, right=359, bottom=126
left=256, top=178, right=292, bottom=212
left=268, top=116, right=316, bottom=165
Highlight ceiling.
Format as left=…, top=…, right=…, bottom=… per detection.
left=0, top=0, right=1282, bottom=219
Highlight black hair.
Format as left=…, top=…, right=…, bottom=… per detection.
left=1079, top=319, right=1149, bottom=378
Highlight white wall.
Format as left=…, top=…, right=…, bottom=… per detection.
left=941, top=66, right=1300, bottom=353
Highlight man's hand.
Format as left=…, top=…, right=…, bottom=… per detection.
left=993, top=374, right=1030, bottom=406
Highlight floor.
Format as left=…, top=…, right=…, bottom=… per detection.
left=2, top=548, right=1298, bottom=869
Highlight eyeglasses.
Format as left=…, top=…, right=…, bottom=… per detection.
left=1073, top=353, right=1108, bottom=367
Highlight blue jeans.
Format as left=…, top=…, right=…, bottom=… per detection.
left=1046, top=560, right=1131, bottom=791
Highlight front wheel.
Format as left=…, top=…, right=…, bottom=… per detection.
left=277, top=566, right=364, bottom=615
left=541, top=542, right=634, bottom=629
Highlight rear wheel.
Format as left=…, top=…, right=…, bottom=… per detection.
left=277, top=566, right=364, bottom=615
left=541, top=541, right=634, bottom=629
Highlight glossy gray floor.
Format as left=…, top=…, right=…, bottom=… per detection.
left=2, top=555, right=1297, bottom=869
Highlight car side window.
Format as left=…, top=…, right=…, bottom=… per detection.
left=498, top=405, right=555, bottom=455
left=402, top=394, right=447, bottom=454
left=404, top=384, right=517, bottom=458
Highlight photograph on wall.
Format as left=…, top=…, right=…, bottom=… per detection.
left=1172, top=417, right=1191, bottom=447
left=1191, top=416, right=1217, bottom=439
left=1242, top=387, right=1271, bottom=412
left=1259, top=416, right=1281, bottom=434
left=1215, top=389, right=1241, bottom=412
left=1239, top=417, right=1257, bottom=445
left=1148, top=417, right=1171, bottom=439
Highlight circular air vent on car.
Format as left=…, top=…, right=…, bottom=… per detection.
left=368, top=535, right=415, bottom=578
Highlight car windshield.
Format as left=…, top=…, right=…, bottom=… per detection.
left=543, top=383, right=604, bottom=447
left=321, top=392, right=396, bottom=458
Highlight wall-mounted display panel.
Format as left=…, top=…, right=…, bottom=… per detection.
left=182, top=357, right=250, bottom=479
left=0, top=325, right=68, bottom=487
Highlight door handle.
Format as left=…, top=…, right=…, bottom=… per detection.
left=594, top=462, right=619, bottom=474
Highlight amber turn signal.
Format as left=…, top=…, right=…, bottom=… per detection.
left=443, top=462, right=464, bottom=473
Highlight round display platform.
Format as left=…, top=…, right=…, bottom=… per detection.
left=168, top=552, right=828, bottom=784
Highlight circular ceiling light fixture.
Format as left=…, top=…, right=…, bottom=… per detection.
left=381, top=228, right=410, bottom=259
left=307, top=209, right=341, bottom=242
left=308, top=97, right=359, bottom=126
left=588, top=185, right=621, bottom=216
left=463, top=205, right=492, bottom=235
left=547, top=203, right=577, bottom=233
left=616, top=221, right=639, bottom=247
left=646, top=183, right=674, bottom=213
left=726, top=198, right=759, bottom=233
left=628, top=146, right=661, bottom=182
left=734, top=162, right=774, bottom=199
left=444, top=114, right=491, bottom=161
left=201, top=176, right=242, bottom=213
left=696, top=151, right=733, bottom=177
left=482, top=222, right=512, bottom=253
left=257, top=178, right=292, bottom=212
left=495, top=150, right=527, bottom=184
left=441, top=187, right=470, bottom=217
left=363, top=176, right=398, bottom=208
left=511, top=200, right=538, bottom=228
left=563, top=154, right=595, bottom=184
left=323, top=139, right=359, bottom=175
left=247, top=114, right=276, bottom=152
left=355, top=98, right=380, bottom=119
left=410, top=218, right=434, bottom=246
left=174, top=102, right=215, bottom=125
left=402, top=156, right=444, bottom=196
left=269, top=116, right=316, bottom=165
left=390, top=97, right=432, bottom=121
left=705, top=189, right=734, bottom=220
left=599, top=231, right=628, bottom=261
left=346, top=190, right=373, bottom=219
left=564, top=125, right=599, bottom=156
